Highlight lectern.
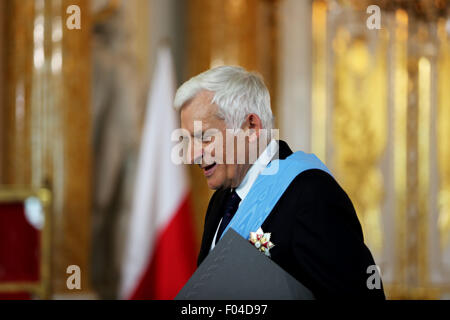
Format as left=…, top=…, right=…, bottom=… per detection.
left=176, top=228, right=314, bottom=300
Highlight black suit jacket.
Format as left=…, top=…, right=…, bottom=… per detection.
left=197, top=141, right=385, bottom=299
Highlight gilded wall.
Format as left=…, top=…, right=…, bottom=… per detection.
left=1, top=0, right=449, bottom=300
left=0, top=0, right=93, bottom=296
left=310, top=0, right=450, bottom=298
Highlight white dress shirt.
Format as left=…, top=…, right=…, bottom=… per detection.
left=210, top=139, right=278, bottom=250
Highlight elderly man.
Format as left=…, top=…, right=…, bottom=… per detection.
left=174, top=66, right=385, bottom=299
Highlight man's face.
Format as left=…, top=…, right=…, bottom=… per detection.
left=180, top=90, right=246, bottom=190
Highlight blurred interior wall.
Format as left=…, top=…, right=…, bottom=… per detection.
left=148, top=0, right=186, bottom=85
left=278, top=0, right=312, bottom=152
left=90, top=0, right=187, bottom=299
left=309, top=0, right=450, bottom=299
left=0, top=0, right=93, bottom=297
left=90, top=0, right=150, bottom=299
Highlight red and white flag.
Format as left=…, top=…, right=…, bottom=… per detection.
left=120, top=47, right=197, bottom=300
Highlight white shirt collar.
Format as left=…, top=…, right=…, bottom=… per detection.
left=235, top=139, right=278, bottom=201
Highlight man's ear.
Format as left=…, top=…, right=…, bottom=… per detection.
left=245, top=113, right=262, bottom=142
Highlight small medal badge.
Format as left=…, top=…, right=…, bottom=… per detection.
left=249, top=227, right=275, bottom=257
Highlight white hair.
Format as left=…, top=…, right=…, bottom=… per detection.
left=174, top=66, right=273, bottom=130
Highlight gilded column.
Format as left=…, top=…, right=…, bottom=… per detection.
left=2, top=0, right=35, bottom=185
left=1, top=0, right=93, bottom=296
left=0, top=0, right=4, bottom=182
left=57, top=0, right=93, bottom=296
left=392, top=8, right=409, bottom=296
left=437, top=16, right=450, bottom=287
left=311, top=0, right=328, bottom=162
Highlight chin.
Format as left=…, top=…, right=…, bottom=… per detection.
left=204, top=165, right=228, bottom=190
left=206, top=178, right=223, bottom=190
left=206, top=174, right=227, bottom=190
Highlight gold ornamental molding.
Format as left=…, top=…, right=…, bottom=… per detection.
left=312, top=0, right=450, bottom=299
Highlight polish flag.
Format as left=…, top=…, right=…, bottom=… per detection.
left=120, top=47, right=197, bottom=300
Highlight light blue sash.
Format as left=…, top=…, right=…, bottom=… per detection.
left=219, top=150, right=332, bottom=242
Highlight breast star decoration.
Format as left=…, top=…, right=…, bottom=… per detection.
left=249, top=227, right=275, bottom=257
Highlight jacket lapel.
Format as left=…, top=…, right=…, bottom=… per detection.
left=197, top=188, right=230, bottom=265
left=277, top=140, right=293, bottom=161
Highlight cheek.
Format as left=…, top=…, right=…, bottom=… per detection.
left=215, top=164, right=226, bottom=177
left=224, top=136, right=235, bottom=164
left=225, top=164, right=236, bottom=179
left=214, top=165, right=228, bottom=183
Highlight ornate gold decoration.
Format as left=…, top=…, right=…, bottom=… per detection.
left=418, top=55, right=431, bottom=287
left=437, top=18, right=450, bottom=256
left=312, top=0, right=328, bottom=162
left=313, top=0, right=450, bottom=298
left=343, top=0, right=450, bottom=21
left=312, top=0, right=388, bottom=260
left=393, top=8, right=409, bottom=291
left=332, top=26, right=388, bottom=257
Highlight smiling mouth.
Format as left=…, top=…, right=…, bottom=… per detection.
left=201, top=162, right=217, bottom=177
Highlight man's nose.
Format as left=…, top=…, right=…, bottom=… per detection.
left=192, top=140, right=203, bottom=164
